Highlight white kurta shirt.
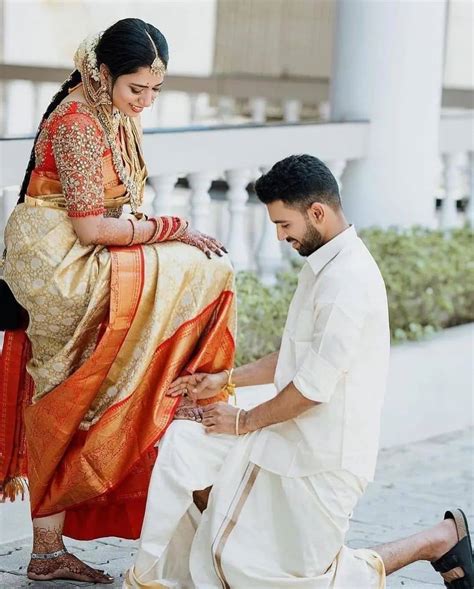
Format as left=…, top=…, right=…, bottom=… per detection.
left=249, top=226, right=390, bottom=481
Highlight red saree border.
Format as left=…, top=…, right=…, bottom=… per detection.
left=0, top=329, right=33, bottom=500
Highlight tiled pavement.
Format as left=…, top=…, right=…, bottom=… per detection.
left=1, top=428, right=472, bottom=589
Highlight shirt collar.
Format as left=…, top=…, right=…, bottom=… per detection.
left=306, top=225, right=357, bottom=276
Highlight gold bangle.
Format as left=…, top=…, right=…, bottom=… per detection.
left=223, top=368, right=237, bottom=405
left=235, top=408, right=243, bottom=436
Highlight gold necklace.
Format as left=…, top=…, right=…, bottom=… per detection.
left=95, top=107, right=146, bottom=213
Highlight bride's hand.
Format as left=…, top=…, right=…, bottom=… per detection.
left=167, top=372, right=228, bottom=402
left=177, top=228, right=228, bottom=259
left=173, top=396, right=203, bottom=422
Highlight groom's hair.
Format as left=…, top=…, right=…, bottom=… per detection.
left=254, top=154, right=342, bottom=211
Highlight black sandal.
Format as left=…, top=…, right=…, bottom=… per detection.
left=431, top=509, right=473, bottom=588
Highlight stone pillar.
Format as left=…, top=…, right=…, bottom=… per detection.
left=148, top=174, right=177, bottom=217
left=188, top=172, right=213, bottom=233
left=225, top=168, right=251, bottom=271
left=330, top=0, right=446, bottom=228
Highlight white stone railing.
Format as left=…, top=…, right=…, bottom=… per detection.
left=2, top=64, right=473, bottom=136
left=438, top=111, right=474, bottom=229
left=0, top=65, right=332, bottom=136
left=0, top=120, right=368, bottom=284
left=1, top=113, right=473, bottom=284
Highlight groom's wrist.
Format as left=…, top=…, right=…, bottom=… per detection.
left=239, top=409, right=252, bottom=435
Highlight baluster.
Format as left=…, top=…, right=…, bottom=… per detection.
left=1, top=186, right=20, bottom=246
left=283, top=99, right=302, bottom=123
left=188, top=93, right=200, bottom=124
left=148, top=174, right=178, bottom=217
left=468, top=151, right=474, bottom=228
left=249, top=97, right=267, bottom=124
left=325, top=159, right=347, bottom=193
left=188, top=172, right=213, bottom=233
left=225, top=168, right=251, bottom=271
left=440, top=152, right=463, bottom=230
left=256, top=167, right=283, bottom=285
left=32, top=82, right=43, bottom=133
left=218, top=96, right=236, bottom=122
left=0, top=81, right=7, bottom=136
left=318, top=101, right=331, bottom=121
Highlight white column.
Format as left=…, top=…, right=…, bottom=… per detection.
left=225, top=168, right=251, bottom=271
left=188, top=172, right=213, bottom=233
left=283, top=99, right=302, bottom=123
left=330, top=0, right=446, bottom=228
left=249, top=97, right=267, bottom=124
left=148, top=174, right=177, bottom=217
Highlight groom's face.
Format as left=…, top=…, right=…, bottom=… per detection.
left=267, top=200, right=325, bottom=257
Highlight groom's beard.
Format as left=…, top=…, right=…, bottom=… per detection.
left=288, top=222, right=324, bottom=257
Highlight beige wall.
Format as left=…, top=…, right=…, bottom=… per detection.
left=214, top=0, right=473, bottom=90
left=214, top=0, right=334, bottom=78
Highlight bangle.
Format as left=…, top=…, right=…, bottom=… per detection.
left=223, top=368, right=237, bottom=405
left=126, top=218, right=136, bottom=246
left=235, top=408, right=243, bottom=436
left=144, top=217, right=162, bottom=244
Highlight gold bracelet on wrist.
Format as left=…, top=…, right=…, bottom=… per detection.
left=223, top=368, right=237, bottom=405
left=235, top=408, right=243, bottom=436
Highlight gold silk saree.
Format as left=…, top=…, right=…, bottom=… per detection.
left=0, top=101, right=235, bottom=540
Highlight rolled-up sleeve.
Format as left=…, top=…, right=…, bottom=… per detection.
left=293, top=300, right=366, bottom=402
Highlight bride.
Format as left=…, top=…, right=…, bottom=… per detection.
left=0, top=17, right=235, bottom=584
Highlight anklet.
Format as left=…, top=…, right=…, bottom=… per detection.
left=31, top=548, right=68, bottom=560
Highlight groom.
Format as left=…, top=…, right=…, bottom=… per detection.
left=125, top=155, right=471, bottom=588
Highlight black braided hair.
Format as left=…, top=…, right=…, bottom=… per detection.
left=17, top=69, right=82, bottom=204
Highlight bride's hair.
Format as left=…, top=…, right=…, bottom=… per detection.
left=18, top=18, right=168, bottom=203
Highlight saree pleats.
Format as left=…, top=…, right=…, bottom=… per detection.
left=1, top=205, right=235, bottom=539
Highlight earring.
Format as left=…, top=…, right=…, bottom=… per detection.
left=98, top=82, right=112, bottom=107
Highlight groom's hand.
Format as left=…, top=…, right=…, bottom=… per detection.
left=201, top=402, right=243, bottom=435
left=167, top=371, right=228, bottom=402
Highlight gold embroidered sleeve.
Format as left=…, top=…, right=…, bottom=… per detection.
left=51, top=113, right=105, bottom=218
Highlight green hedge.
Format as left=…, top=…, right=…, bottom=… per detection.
left=236, top=226, right=474, bottom=366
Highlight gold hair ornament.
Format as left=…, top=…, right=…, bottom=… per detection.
left=144, top=30, right=166, bottom=77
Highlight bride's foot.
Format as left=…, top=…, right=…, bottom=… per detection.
left=27, top=549, right=114, bottom=584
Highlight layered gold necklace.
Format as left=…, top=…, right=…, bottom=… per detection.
left=95, top=106, right=147, bottom=214
left=73, top=33, right=148, bottom=214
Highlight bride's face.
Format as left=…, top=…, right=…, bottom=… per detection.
left=109, top=67, right=164, bottom=118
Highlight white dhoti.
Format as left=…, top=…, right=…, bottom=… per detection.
left=124, top=421, right=385, bottom=589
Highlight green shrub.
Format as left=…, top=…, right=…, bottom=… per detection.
left=236, top=226, right=474, bottom=366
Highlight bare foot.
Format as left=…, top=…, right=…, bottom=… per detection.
left=27, top=552, right=114, bottom=584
